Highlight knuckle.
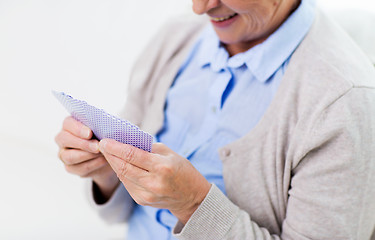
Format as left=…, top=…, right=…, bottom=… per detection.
left=54, top=134, right=60, bottom=145
left=158, top=162, right=174, bottom=176
left=56, top=131, right=71, bottom=148
left=120, top=146, right=135, bottom=163
left=60, top=150, right=73, bottom=164
left=82, top=141, right=92, bottom=151
left=57, top=149, right=63, bottom=160
left=55, top=132, right=65, bottom=147
left=58, top=149, right=65, bottom=161
left=118, top=162, right=129, bottom=177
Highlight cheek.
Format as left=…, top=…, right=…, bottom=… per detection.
left=239, top=9, right=268, bottom=32
left=238, top=2, right=276, bottom=28
left=227, top=0, right=277, bottom=16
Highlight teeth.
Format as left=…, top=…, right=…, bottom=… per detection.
left=211, top=13, right=237, bottom=22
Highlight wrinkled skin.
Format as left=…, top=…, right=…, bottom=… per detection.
left=99, top=139, right=211, bottom=224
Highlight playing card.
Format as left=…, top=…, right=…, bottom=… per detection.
left=53, top=91, right=153, bottom=152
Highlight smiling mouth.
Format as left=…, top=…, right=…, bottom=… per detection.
left=210, top=13, right=238, bottom=22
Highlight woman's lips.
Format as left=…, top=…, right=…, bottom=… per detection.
left=210, top=13, right=238, bottom=28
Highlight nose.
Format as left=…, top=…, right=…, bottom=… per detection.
left=192, top=0, right=221, bottom=15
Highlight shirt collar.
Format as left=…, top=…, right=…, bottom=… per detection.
left=196, top=26, right=224, bottom=72
left=196, top=0, right=316, bottom=82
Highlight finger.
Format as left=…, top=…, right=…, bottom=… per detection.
left=63, top=116, right=93, bottom=139
left=59, top=148, right=102, bottom=165
left=151, top=142, right=172, bottom=155
left=100, top=148, right=149, bottom=184
left=99, top=139, right=154, bottom=171
left=55, top=131, right=99, bottom=153
left=64, top=157, right=107, bottom=177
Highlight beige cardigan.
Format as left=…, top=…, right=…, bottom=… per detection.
left=89, top=9, right=375, bottom=240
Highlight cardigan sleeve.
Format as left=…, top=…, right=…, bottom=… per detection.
left=173, top=87, right=375, bottom=239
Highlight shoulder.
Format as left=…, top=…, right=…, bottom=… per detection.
left=263, top=8, right=375, bottom=160
left=282, top=9, right=375, bottom=122
left=289, top=9, right=375, bottom=90
left=276, top=9, right=375, bottom=164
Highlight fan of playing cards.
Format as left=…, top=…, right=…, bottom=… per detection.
left=52, top=91, right=153, bottom=152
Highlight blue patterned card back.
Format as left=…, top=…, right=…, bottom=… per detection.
left=53, top=91, right=153, bottom=152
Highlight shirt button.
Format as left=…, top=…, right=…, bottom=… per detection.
left=211, top=106, right=217, bottom=114
left=221, top=148, right=231, bottom=157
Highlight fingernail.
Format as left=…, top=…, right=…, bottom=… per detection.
left=89, top=141, right=99, bottom=152
left=81, top=127, right=91, bottom=139
left=99, top=139, right=107, bottom=152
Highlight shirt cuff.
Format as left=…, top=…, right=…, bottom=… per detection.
left=173, top=184, right=240, bottom=240
left=85, top=179, right=135, bottom=224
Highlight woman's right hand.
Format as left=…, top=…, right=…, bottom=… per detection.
left=55, top=116, right=119, bottom=201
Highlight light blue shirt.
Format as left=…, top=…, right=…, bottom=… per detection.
left=127, top=1, right=315, bottom=239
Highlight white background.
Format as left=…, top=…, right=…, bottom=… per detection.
left=0, top=0, right=374, bottom=239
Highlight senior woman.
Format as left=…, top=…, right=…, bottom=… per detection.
left=55, top=0, right=375, bottom=239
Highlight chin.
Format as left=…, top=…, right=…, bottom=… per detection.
left=216, top=33, right=240, bottom=45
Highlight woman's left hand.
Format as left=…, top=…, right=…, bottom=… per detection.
left=98, top=138, right=211, bottom=224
